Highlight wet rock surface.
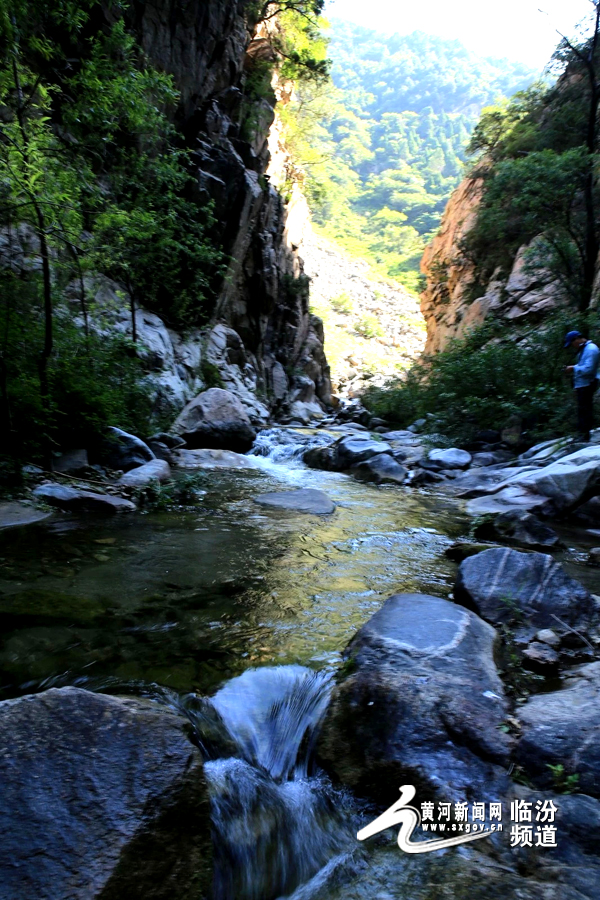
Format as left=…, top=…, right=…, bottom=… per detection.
left=33, top=483, right=136, bottom=514
left=318, top=592, right=511, bottom=803
left=350, top=454, right=408, bottom=484
left=0, top=687, right=212, bottom=900
left=174, top=448, right=259, bottom=469
left=0, top=502, right=52, bottom=530
left=455, top=548, right=593, bottom=628
left=117, top=459, right=172, bottom=488
left=254, top=488, right=336, bottom=515
left=473, top=509, right=561, bottom=551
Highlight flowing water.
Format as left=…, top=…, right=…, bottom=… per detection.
left=5, top=426, right=593, bottom=898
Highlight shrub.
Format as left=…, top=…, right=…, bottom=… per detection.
left=355, top=314, right=383, bottom=339
left=362, top=313, right=592, bottom=445
left=330, top=292, right=354, bottom=314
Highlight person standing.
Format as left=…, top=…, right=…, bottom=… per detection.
left=564, top=330, right=600, bottom=442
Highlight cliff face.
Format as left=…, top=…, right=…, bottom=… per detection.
left=107, top=0, right=331, bottom=424
left=420, top=175, right=571, bottom=355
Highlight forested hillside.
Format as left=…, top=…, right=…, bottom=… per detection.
left=285, top=22, right=535, bottom=289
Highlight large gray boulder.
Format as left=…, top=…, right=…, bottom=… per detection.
left=33, top=483, right=136, bottom=514
left=334, top=435, right=392, bottom=468
left=254, top=489, right=335, bottom=515
left=350, top=454, right=408, bottom=484
left=105, top=426, right=155, bottom=472
left=455, top=548, right=593, bottom=629
left=318, top=593, right=512, bottom=802
left=494, top=446, right=600, bottom=512
left=172, top=388, right=256, bottom=453
left=429, top=447, right=472, bottom=469
left=0, top=687, right=212, bottom=900
left=117, top=459, right=172, bottom=488
left=516, top=662, right=600, bottom=797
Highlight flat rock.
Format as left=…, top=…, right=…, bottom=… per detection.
left=173, top=448, right=259, bottom=469
left=172, top=388, right=256, bottom=453
left=516, top=662, right=600, bottom=797
left=318, top=593, right=512, bottom=802
left=33, top=483, right=136, bottom=514
left=521, top=641, right=559, bottom=672
left=350, top=454, right=408, bottom=484
left=0, top=687, right=211, bottom=899
left=465, top=485, right=554, bottom=517
left=0, top=501, right=51, bottom=530
left=117, top=458, right=171, bottom=488
left=253, top=489, right=335, bottom=515
left=455, top=547, right=593, bottom=628
left=429, top=447, right=472, bottom=469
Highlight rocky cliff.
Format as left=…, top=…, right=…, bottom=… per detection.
left=420, top=174, right=572, bottom=355
left=99, top=0, right=331, bottom=425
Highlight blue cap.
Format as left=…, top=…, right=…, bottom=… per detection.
left=564, top=330, right=583, bottom=348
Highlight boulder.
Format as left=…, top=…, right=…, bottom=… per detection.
left=0, top=687, right=212, bottom=899
left=465, top=485, right=555, bottom=517
left=173, top=448, right=259, bottom=469
left=172, top=388, right=256, bottom=452
left=521, top=641, right=560, bottom=673
left=473, top=510, right=561, bottom=551
left=303, top=445, right=337, bottom=471
left=117, top=459, right=172, bottom=489
left=500, top=446, right=600, bottom=511
left=51, top=449, right=89, bottom=475
left=455, top=548, right=593, bottom=629
left=318, top=593, right=512, bottom=803
left=105, top=426, right=155, bottom=472
left=146, top=441, right=176, bottom=465
left=516, top=662, right=600, bottom=797
left=350, top=454, right=408, bottom=485
left=429, top=448, right=472, bottom=469
left=334, top=436, right=392, bottom=468
left=253, top=489, right=336, bottom=515
left=33, top=483, right=136, bottom=514
left=148, top=432, right=186, bottom=450
left=0, top=502, right=51, bottom=530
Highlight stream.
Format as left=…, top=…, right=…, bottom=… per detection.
left=1, top=427, right=598, bottom=899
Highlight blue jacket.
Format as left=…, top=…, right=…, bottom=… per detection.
left=574, top=340, right=600, bottom=389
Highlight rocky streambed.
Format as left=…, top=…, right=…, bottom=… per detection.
left=2, top=424, right=600, bottom=899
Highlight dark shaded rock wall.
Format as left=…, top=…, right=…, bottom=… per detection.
left=123, top=0, right=331, bottom=418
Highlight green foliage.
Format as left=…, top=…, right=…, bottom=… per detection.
left=1, top=272, right=154, bottom=460
left=362, top=314, right=591, bottom=445
left=283, top=22, right=534, bottom=288
left=200, top=360, right=224, bottom=390
left=355, top=314, right=383, bottom=339
left=0, top=1, right=224, bottom=461
left=464, top=18, right=600, bottom=311
left=546, top=764, right=580, bottom=794
left=330, top=292, right=353, bottom=314
left=134, top=474, right=207, bottom=510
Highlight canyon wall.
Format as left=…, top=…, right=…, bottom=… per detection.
left=102, top=0, right=331, bottom=424
left=420, top=175, right=573, bottom=355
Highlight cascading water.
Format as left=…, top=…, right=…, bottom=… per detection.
left=181, top=665, right=358, bottom=900
left=250, top=427, right=334, bottom=466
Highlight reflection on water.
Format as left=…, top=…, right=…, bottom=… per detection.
left=0, top=432, right=466, bottom=700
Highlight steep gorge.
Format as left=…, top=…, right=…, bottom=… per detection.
left=104, top=0, right=332, bottom=425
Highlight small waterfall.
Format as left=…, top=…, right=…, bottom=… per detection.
left=182, top=665, right=356, bottom=900
left=250, top=427, right=333, bottom=465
